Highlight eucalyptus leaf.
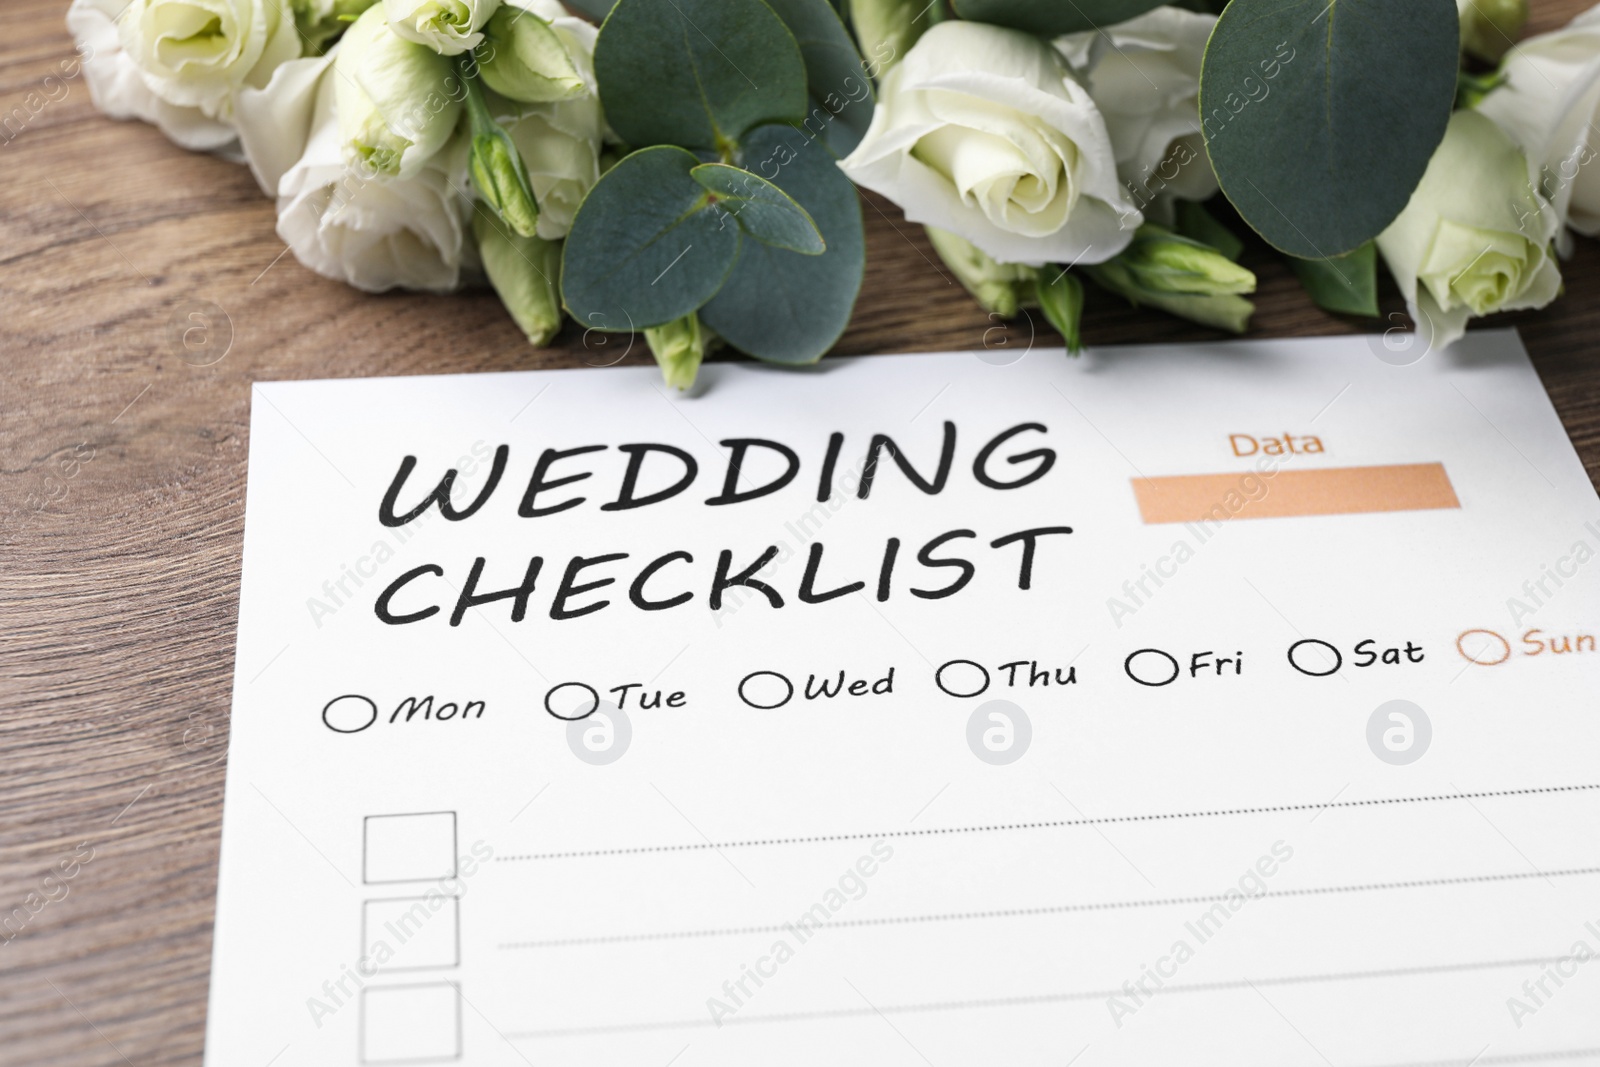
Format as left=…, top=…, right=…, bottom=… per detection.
left=691, top=163, right=825, bottom=254
left=700, top=124, right=865, bottom=363
left=762, top=0, right=875, bottom=155
left=1290, top=242, right=1379, bottom=317
left=949, top=0, right=1167, bottom=35
left=594, top=0, right=808, bottom=152
left=1200, top=0, right=1459, bottom=258
left=561, top=145, right=742, bottom=331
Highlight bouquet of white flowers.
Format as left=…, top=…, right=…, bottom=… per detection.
left=69, top=0, right=1600, bottom=387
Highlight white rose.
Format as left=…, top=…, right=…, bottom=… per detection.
left=1376, top=110, right=1561, bottom=352
left=66, top=0, right=236, bottom=151
left=385, top=0, right=499, bottom=55
left=493, top=0, right=602, bottom=239
left=1475, top=6, right=1600, bottom=254
left=1056, top=6, right=1218, bottom=213
left=839, top=20, right=1138, bottom=267
left=117, top=0, right=300, bottom=120
left=276, top=69, right=472, bottom=292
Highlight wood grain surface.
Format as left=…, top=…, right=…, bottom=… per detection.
left=2, top=1, right=1598, bottom=1062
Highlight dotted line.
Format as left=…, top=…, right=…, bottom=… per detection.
left=495, top=782, right=1600, bottom=862
left=1370, top=1052, right=1600, bottom=1067
left=496, top=865, right=1600, bottom=949
left=501, top=956, right=1566, bottom=1039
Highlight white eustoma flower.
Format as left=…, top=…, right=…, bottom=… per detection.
left=276, top=67, right=472, bottom=292
left=66, top=0, right=236, bottom=150
left=1475, top=5, right=1600, bottom=254
left=1056, top=6, right=1218, bottom=211
left=502, top=102, right=600, bottom=240
left=1376, top=110, right=1561, bottom=352
left=336, top=4, right=463, bottom=178
left=235, top=49, right=338, bottom=196
left=116, top=0, right=300, bottom=120
left=839, top=20, right=1138, bottom=266
left=493, top=0, right=602, bottom=239
left=385, top=0, right=499, bottom=55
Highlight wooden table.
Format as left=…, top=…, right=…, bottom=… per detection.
left=2, top=1, right=1597, bottom=1061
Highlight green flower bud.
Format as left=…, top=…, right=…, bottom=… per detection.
left=461, top=58, right=539, bottom=237
left=476, top=6, right=585, bottom=103
left=1111, top=224, right=1257, bottom=297
left=1088, top=257, right=1254, bottom=332
left=474, top=210, right=563, bottom=346
left=1145, top=290, right=1255, bottom=333
left=1086, top=226, right=1256, bottom=332
left=1033, top=269, right=1085, bottom=354
left=847, top=0, right=929, bottom=75
left=925, top=226, right=1035, bottom=318
left=1458, top=0, right=1528, bottom=63
left=645, top=313, right=713, bottom=391
left=470, top=125, right=540, bottom=236
left=335, top=5, right=462, bottom=178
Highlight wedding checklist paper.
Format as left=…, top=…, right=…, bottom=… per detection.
left=208, top=330, right=1600, bottom=1066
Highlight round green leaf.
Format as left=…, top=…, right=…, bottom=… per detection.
left=691, top=163, right=825, bottom=254
left=595, top=0, right=808, bottom=152
left=1200, top=0, right=1459, bottom=258
left=560, top=146, right=741, bottom=331
left=761, top=0, right=875, bottom=155
left=700, top=124, right=864, bottom=364
left=950, top=0, right=1167, bottom=35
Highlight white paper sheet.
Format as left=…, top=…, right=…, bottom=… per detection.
left=206, top=330, right=1600, bottom=1067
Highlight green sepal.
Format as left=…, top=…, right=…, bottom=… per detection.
left=1290, top=241, right=1379, bottom=318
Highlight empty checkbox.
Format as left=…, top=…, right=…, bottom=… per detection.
left=363, top=895, right=460, bottom=972
left=364, top=812, right=456, bottom=884
left=361, top=982, right=461, bottom=1063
